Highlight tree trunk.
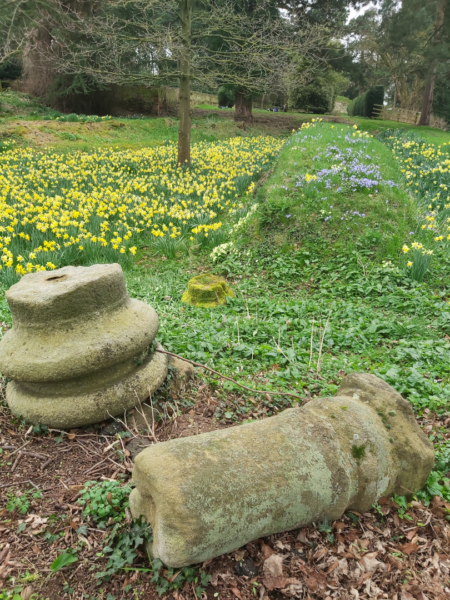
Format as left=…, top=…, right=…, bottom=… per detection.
left=177, top=0, right=193, bottom=165
left=158, top=88, right=169, bottom=117
left=21, top=25, right=54, bottom=98
left=419, top=0, right=445, bottom=126
left=419, top=74, right=436, bottom=126
left=234, top=88, right=253, bottom=121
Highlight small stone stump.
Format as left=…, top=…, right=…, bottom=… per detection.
left=181, top=274, right=234, bottom=308
left=0, top=263, right=168, bottom=428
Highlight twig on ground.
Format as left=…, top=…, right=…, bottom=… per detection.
left=21, top=451, right=49, bottom=460
left=105, top=410, right=138, bottom=441
left=48, top=429, right=99, bottom=438
left=0, top=480, right=39, bottom=489
left=41, top=457, right=54, bottom=469
left=11, top=452, right=22, bottom=472
left=102, top=440, right=120, bottom=454
left=107, top=457, right=128, bottom=472
left=8, top=440, right=30, bottom=457
left=83, top=456, right=110, bottom=475
left=134, top=391, right=158, bottom=444
left=75, top=442, right=95, bottom=458
left=155, top=349, right=302, bottom=400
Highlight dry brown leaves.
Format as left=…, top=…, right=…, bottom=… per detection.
left=1, top=388, right=450, bottom=599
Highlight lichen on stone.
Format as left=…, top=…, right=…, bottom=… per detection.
left=181, top=274, right=234, bottom=308
left=129, top=373, right=434, bottom=568
left=0, top=263, right=169, bottom=428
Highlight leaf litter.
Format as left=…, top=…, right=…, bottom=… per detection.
left=0, top=380, right=449, bottom=599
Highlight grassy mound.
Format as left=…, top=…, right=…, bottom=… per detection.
left=0, top=90, right=55, bottom=117
left=253, top=120, right=416, bottom=264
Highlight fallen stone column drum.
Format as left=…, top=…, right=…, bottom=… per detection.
left=130, top=373, right=434, bottom=567
left=0, top=263, right=168, bottom=428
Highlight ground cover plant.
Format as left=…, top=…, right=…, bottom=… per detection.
left=1, top=117, right=450, bottom=599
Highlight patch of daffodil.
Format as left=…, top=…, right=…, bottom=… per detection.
left=0, top=136, right=283, bottom=280
left=384, top=133, right=450, bottom=277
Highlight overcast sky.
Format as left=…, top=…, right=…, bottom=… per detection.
left=348, top=2, right=378, bottom=21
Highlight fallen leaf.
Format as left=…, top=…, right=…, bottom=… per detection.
left=274, top=540, right=291, bottom=551
left=280, top=579, right=303, bottom=597
left=169, top=570, right=182, bottom=583
left=68, top=485, right=84, bottom=492
left=334, top=558, right=349, bottom=576
left=399, top=543, right=419, bottom=556
left=358, top=553, right=385, bottom=574
left=261, top=576, right=286, bottom=591
left=21, top=586, right=34, bottom=600
left=234, top=550, right=245, bottom=562
left=260, top=541, right=275, bottom=560
left=230, top=587, right=242, bottom=599
left=405, top=528, right=418, bottom=540
left=0, top=553, right=11, bottom=578
left=326, top=561, right=339, bottom=574
left=297, top=530, right=310, bottom=545
left=365, top=578, right=383, bottom=597
left=77, top=534, right=92, bottom=551
left=313, top=548, right=328, bottom=561
left=30, top=516, right=47, bottom=529
left=121, top=577, right=130, bottom=591
left=263, top=554, right=284, bottom=578
left=304, top=574, right=318, bottom=592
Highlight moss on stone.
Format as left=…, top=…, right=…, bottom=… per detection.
left=352, top=444, right=366, bottom=459
left=181, top=274, right=234, bottom=308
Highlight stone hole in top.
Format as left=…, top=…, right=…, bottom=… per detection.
left=46, top=275, right=68, bottom=282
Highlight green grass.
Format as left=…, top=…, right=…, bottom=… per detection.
left=0, top=115, right=449, bottom=503
left=0, top=111, right=294, bottom=151
left=2, top=90, right=447, bottom=149
left=351, top=116, right=450, bottom=146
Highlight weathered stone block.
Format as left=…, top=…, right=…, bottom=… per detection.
left=129, top=373, right=434, bottom=567
left=0, top=264, right=168, bottom=428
